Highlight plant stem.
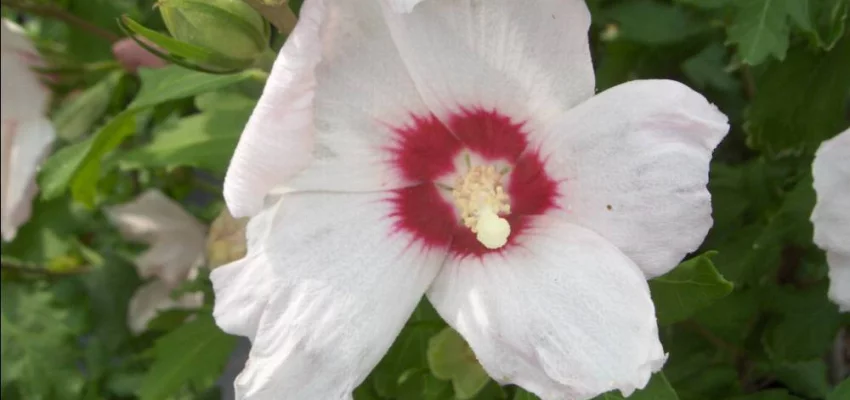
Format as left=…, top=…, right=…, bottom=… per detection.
left=2, top=0, right=120, bottom=43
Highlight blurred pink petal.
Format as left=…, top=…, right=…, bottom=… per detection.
left=112, top=37, right=168, bottom=73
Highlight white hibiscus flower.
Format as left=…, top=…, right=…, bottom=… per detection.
left=107, top=189, right=207, bottom=333
left=811, top=129, right=850, bottom=312
left=213, top=1, right=729, bottom=399
left=1, top=19, right=55, bottom=241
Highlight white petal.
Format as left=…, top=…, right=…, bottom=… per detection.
left=380, top=0, right=594, bottom=136
left=107, top=190, right=207, bottom=286
left=224, top=0, right=429, bottom=217
left=211, top=201, right=280, bottom=340
left=812, top=129, right=850, bottom=256
left=1, top=19, right=50, bottom=121
left=127, top=279, right=204, bottom=334
left=1, top=117, right=54, bottom=241
left=384, top=0, right=425, bottom=13
left=811, top=129, right=850, bottom=312
left=212, top=191, right=445, bottom=399
left=827, top=253, right=850, bottom=312
left=538, top=80, right=729, bottom=278
left=427, top=220, right=665, bottom=400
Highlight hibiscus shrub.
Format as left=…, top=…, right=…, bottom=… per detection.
left=0, top=1, right=848, bottom=400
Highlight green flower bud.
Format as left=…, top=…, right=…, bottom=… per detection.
left=158, top=0, right=270, bottom=69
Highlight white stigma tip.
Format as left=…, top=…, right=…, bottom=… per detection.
left=475, top=209, right=511, bottom=249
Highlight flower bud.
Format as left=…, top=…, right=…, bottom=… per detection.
left=206, top=208, right=249, bottom=269
left=158, top=0, right=270, bottom=69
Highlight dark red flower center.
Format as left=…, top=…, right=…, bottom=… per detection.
left=387, top=108, right=559, bottom=258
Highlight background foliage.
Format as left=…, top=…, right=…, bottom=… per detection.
left=0, top=0, right=848, bottom=399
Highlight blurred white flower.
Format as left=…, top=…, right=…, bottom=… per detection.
left=213, top=1, right=729, bottom=399
left=1, top=19, right=55, bottom=241
left=107, top=189, right=207, bottom=333
left=127, top=279, right=204, bottom=334
left=811, top=129, right=850, bottom=312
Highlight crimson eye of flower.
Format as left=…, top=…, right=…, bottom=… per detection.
left=211, top=1, right=730, bottom=399
left=388, top=109, right=558, bottom=257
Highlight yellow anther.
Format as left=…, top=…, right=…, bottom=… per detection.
left=451, top=164, right=512, bottom=249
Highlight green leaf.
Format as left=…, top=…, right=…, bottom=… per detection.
left=761, top=359, right=831, bottom=399
left=807, top=0, right=849, bottom=50
left=649, top=252, right=734, bottom=325
left=67, top=0, right=132, bottom=61
left=746, top=37, right=850, bottom=154
left=675, top=0, right=734, bottom=9
left=727, top=0, right=799, bottom=65
left=1, top=282, right=85, bottom=400
left=373, top=299, right=446, bottom=397
left=828, top=378, right=850, bottom=400
left=591, top=373, right=679, bottom=400
left=52, top=71, right=123, bottom=140
left=118, top=94, right=254, bottom=173
left=70, top=110, right=138, bottom=206
left=1, top=198, right=81, bottom=263
left=727, top=389, right=805, bottom=400
left=137, top=314, right=237, bottom=400
left=130, top=65, right=256, bottom=109
left=38, top=139, right=93, bottom=201
left=513, top=388, right=539, bottom=400
left=682, top=43, right=738, bottom=92
left=395, top=371, right=453, bottom=400
left=762, top=283, right=841, bottom=361
left=427, top=327, right=491, bottom=400
left=605, top=0, right=705, bottom=45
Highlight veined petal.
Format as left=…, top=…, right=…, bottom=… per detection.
left=428, top=219, right=665, bottom=400
left=538, top=80, right=729, bottom=278
left=1, top=117, right=54, bottom=241
left=127, top=279, right=203, bottom=334
left=224, top=0, right=431, bottom=217
left=380, top=0, right=594, bottom=138
left=212, top=191, right=445, bottom=399
left=106, top=190, right=207, bottom=286
left=812, top=129, right=850, bottom=311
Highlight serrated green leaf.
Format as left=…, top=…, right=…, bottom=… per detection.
left=746, top=38, right=850, bottom=154
left=137, top=314, right=236, bottom=400
left=649, top=253, right=734, bottom=325
left=828, top=378, right=850, bottom=400
left=0, top=282, right=85, bottom=400
left=427, top=327, right=490, bottom=400
left=130, top=65, right=256, bottom=109
left=52, top=71, right=123, bottom=140
left=727, top=0, right=798, bottom=65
